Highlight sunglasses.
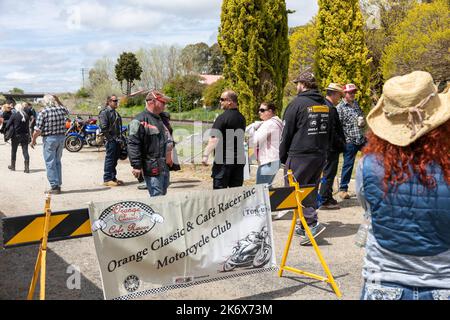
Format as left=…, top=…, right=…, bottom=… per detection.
left=111, top=99, right=119, bottom=102
left=220, top=98, right=228, bottom=102
left=258, top=108, right=269, bottom=113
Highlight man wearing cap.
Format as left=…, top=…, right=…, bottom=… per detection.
left=319, top=83, right=346, bottom=209
left=279, top=71, right=329, bottom=245
left=99, top=95, right=124, bottom=187
left=127, top=90, right=173, bottom=197
left=336, top=83, right=366, bottom=199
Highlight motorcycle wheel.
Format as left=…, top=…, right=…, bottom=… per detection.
left=222, top=258, right=236, bottom=272
left=65, top=136, right=83, bottom=152
left=252, top=245, right=272, bottom=268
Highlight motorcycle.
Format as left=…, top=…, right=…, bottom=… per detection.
left=64, top=117, right=127, bottom=152
left=222, top=226, right=272, bottom=272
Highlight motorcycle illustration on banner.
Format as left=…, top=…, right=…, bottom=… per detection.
left=222, top=226, right=272, bottom=272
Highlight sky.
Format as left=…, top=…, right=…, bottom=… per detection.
left=0, top=0, right=318, bottom=93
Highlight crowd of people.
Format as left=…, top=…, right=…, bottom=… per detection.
left=1, top=69, right=448, bottom=300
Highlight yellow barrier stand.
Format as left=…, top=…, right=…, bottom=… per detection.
left=278, top=170, right=342, bottom=298
left=27, top=194, right=52, bottom=300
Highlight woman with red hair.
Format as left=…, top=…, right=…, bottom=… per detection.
left=356, top=71, right=450, bottom=300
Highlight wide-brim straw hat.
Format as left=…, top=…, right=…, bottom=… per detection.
left=367, top=71, right=449, bottom=146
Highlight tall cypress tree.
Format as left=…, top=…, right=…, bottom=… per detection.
left=315, top=0, right=372, bottom=113
left=218, top=0, right=289, bottom=123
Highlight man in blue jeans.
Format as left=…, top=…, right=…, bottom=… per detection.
left=127, top=90, right=173, bottom=197
left=336, top=84, right=366, bottom=199
left=31, top=94, right=69, bottom=194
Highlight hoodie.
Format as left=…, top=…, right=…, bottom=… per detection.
left=279, top=90, right=330, bottom=163
left=246, top=116, right=283, bottom=165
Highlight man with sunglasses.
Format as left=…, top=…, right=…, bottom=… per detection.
left=336, top=84, right=366, bottom=200
left=99, top=95, right=124, bottom=187
left=202, top=90, right=246, bottom=189
left=128, top=90, right=173, bottom=197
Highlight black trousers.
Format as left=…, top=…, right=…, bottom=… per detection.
left=284, top=155, right=326, bottom=225
left=319, top=151, right=340, bottom=203
left=212, top=163, right=245, bottom=189
left=11, top=138, right=30, bottom=162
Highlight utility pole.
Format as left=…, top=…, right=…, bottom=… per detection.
left=81, top=68, right=88, bottom=88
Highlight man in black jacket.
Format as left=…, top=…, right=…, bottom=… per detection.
left=99, top=95, right=123, bottom=187
left=279, top=71, right=329, bottom=245
left=318, top=83, right=346, bottom=210
left=128, top=90, right=173, bottom=197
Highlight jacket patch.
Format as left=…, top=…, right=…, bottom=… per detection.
left=308, top=105, right=329, bottom=113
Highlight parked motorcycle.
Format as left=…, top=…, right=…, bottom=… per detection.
left=64, top=116, right=127, bottom=152
left=222, top=226, right=272, bottom=272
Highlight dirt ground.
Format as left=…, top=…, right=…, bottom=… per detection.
left=0, top=139, right=365, bottom=300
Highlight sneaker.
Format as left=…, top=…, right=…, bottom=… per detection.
left=137, top=183, right=147, bottom=190
left=103, top=180, right=119, bottom=187
left=45, top=186, right=61, bottom=195
left=329, top=198, right=338, bottom=205
left=338, top=191, right=351, bottom=199
left=319, top=201, right=340, bottom=210
left=299, top=222, right=327, bottom=246
left=294, top=224, right=305, bottom=237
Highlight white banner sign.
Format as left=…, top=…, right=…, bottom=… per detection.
left=89, top=185, right=277, bottom=300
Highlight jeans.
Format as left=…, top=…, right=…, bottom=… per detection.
left=43, top=135, right=65, bottom=188
left=361, top=281, right=450, bottom=300
left=256, top=160, right=280, bottom=185
left=144, top=169, right=170, bottom=197
left=339, top=143, right=363, bottom=192
left=319, top=152, right=339, bottom=203
left=104, top=140, right=120, bottom=182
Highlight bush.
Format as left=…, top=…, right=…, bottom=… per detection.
left=76, top=87, right=90, bottom=98
left=163, top=74, right=206, bottom=112
left=202, top=78, right=227, bottom=108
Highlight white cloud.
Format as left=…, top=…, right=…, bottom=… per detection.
left=4, top=72, right=37, bottom=81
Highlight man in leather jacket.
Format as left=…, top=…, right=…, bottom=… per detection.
left=128, top=90, right=173, bottom=197
left=99, top=95, right=123, bottom=187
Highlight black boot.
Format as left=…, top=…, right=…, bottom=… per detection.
left=8, top=160, right=15, bottom=171
left=24, top=161, right=30, bottom=173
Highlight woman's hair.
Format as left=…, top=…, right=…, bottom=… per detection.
left=15, top=102, right=25, bottom=113
left=363, top=120, right=450, bottom=192
left=261, top=102, right=276, bottom=113
left=43, top=94, right=57, bottom=107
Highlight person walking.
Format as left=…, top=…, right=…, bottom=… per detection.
left=202, top=90, right=246, bottom=189
left=128, top=90, right=173, bottom=197
left=318, top=83, right=346, bottom=209
left=279, top=71, right=330, bottom=245
left=5, top=102, right=31, bottom=173
left=31, top=94, right=69, bottom=194
left=99, top=95, right=124, bottom=187
left=336, top=83, right=366, bottom=199
left=246, top=102, right=283, bottom=185
left=357, top=71, right=450, bottom=300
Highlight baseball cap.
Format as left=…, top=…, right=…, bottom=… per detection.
left=343, top=84, right=358, bottom=92
left=293, top=71, right=316, bottom=84
left=146, top=90, right=172, bottom=103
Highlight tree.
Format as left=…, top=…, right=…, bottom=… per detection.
left=208, top=43, right=225, bottom=75
left=180, top=42, right=211, bottom=74
left=88, top=57, right=121, bottom=107
left=315, top=0, right=372, bottom=113
left=381, top=0, right=449, bottom=84
left=115, top=52, right=143, bottom=95
left=219, top=0, right=290, bottom=123
left=162, top=74, right=206, bottom=112
left=286, top=20, right=317, bottom=97
left=9, top=88, right=24, bottom=94
left=361, top=0, right=417, bottom=98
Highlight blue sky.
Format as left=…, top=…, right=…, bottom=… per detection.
left=0, top=0, right=318, bottom=93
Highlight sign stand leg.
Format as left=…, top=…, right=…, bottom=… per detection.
left=278, top=170, right=342, bottom=298
left=27, top=194, right=51, bottom=300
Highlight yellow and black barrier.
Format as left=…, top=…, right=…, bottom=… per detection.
left=2, top=187, right=298, bottom=249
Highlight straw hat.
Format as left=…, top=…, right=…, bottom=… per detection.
left=367, top=71, right=449, bottom=146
